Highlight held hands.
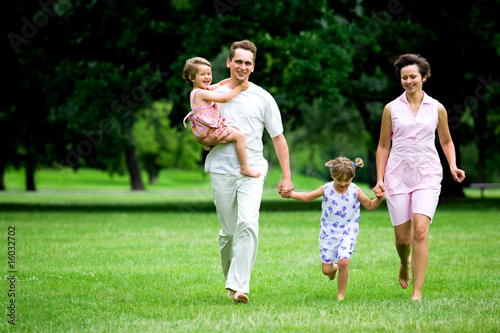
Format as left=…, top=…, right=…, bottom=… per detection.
left=278, top=178, right=294, bottom=199
left=373, top=185, right=385, bottom=199
left=373, top=182, right=385, bottom=199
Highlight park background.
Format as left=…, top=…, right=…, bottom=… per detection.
left=1, top=0, right=499, bottom=332
left=2, top=0, right=500, bottom=194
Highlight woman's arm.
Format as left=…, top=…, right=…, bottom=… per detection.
left=375, top=103, right=392, bottom=192
left=436, top=103, right=466, bottom=182
left=290, top=186, right=324, bottom=202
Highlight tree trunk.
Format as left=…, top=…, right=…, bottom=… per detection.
left=25, top=138, right=36, bottom=192
left=0, top=159, right=5, bottom=191
left=125, top=129, right=145, bottom=191
left=148, top=170, right=158, bottom=185
left=125, top=144, right=145, bottom=190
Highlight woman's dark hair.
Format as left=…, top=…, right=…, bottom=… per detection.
left=394, top=54, right=431, bottom=80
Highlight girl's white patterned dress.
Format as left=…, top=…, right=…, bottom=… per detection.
left=319, top=182, right=360, bottom=263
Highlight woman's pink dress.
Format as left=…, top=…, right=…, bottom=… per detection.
left=384, top=92, right=443, bottom=196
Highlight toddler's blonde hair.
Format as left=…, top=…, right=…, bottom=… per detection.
left=182, top=57, right=211, bottom=84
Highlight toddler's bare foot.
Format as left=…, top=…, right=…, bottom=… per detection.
left=399, top=257, right=411, bottom=289
left=328, top=264, right=338, bottom=281
left=240, top=166, right=261, bottom=178
left=233, top=291, right=249, bottom=303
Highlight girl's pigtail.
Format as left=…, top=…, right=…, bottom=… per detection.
left=354, top=158, right=364, bottom=170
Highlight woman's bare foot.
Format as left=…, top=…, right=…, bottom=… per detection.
left=412, top=292, right=422, bottom=301
left=328, top=264, right=338, bottom=281
left=337, top=294, right=345, bottom=301
left=399, top=257, right=411, bottom=289
left=240, top=166, right=261, bottom=178
left=233, top=291, right=249, bottom=303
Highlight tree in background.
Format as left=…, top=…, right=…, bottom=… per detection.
left=134, top=100, right=201, bottom=184
left=2, top=0, right=499, bottom=196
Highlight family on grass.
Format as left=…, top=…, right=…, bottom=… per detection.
left=182, top=40, right=466, bottom=302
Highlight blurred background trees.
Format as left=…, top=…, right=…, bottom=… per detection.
left=1, top=0, right=499, bottom=197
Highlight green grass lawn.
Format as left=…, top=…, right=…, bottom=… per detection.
left=1, top=169, right=499, bottom=332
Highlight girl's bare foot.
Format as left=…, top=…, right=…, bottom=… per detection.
left=233, top=291, right=249, bottom=303
left=328, top=264, right=338, bottom=281
left=399, top=257, right=411, bottom=289
left=240, top=166, right=261, bottom=178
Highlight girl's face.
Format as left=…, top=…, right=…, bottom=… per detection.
left=333, top=176, right=353, bottom=194
left=400, top=64, right=426, bottom=94
left=192, top=64, right=212, bottom=89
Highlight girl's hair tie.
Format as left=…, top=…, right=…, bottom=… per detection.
left=353, top=162, right=357, bottom=168
left=329, top=165, right=333, bottom=169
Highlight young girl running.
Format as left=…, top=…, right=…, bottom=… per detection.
left=182, top=57, right=261, bottom=178
left=288, top=157, right=384, bottom=300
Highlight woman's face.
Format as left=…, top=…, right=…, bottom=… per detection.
left=400, top=64, right=425, bottom=94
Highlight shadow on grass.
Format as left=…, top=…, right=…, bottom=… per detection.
left=1, top=198, right=499, bottom=213
left=0, top=200, right=322, bottom=213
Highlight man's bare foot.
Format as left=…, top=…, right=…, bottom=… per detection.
left=227, top=290, right=235, bottom=299
left=240, top=166, right=261, bottom=178
left=233, top=291, right=249, bottom=303
left=399, top=257, right=411, bottom=289
left=328, top=264, right=338, bottom=281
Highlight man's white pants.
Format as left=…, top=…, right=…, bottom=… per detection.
left=210, top=173, right=264, bottom=294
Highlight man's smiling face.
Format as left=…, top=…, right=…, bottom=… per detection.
left=227, top=48, right=255, bottom=83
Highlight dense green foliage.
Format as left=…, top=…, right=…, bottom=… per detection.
left=2, top=0, right=500, bottom=192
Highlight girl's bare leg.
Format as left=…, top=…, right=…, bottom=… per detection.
left=229, top=127, right=261, bottom=178
left=322, top=263, right=338, bottom=281
left=394, top=221, right=412, bottom=289
left=411, top=214, right=430, bottom=301
left=337, top=258, right=350, bottom=300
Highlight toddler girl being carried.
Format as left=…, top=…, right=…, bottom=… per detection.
left=182, top=57, right=260, bottom=178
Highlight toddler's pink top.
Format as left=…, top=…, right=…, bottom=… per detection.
left=183, top=89, right=230, bottom=139
left=384, top=92, right=443, bottom=195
